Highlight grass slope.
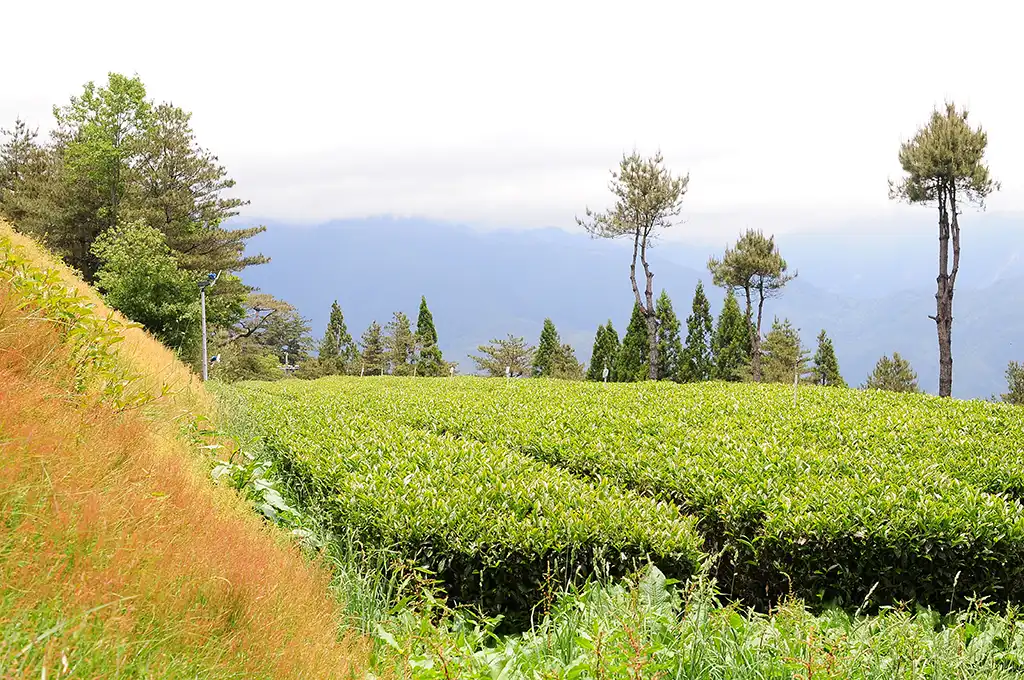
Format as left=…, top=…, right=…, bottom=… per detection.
left=0, top=222, right=366, bottom=678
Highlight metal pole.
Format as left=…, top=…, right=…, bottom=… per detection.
left=201, top=287, right=208, bottom=381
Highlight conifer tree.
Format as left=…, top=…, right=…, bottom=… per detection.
left=471, top=335, right=534, bottom=377
left=533, top=318, right=562, bottom=377
left=359, top=321, right=386, bottom=376
left=1002, top=361, right=1024, bottom=405
left=655, top=290, right=683, bottom=381
left=680, top=281, right=714, bottom=382
left=711, top=290, right=749, bottom=381
left=551, top=344, right=585, bottom=380
left=384, top=311, right=416, bottom=376
left=863, top=353, right=920, bottom=393
left=319, top=300, right=356, bottom=374
left=615, top=302, right=650, bottom=382
left=760, top=317, right=810, bottom=384
left=811, top=329, right=846, bottom=387
left=415, top=296, right=446, bottom=376
left=587, top=321, right=620, bottom=381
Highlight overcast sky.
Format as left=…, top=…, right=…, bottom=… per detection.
left=4, top=0, right=1022, bottom=237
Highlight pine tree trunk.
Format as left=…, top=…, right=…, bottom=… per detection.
left=933, top=185, right=956, bottom=398
left=641, top=232, right=658, bottom=381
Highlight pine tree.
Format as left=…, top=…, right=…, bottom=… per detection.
left=551, top=344, right=585, bottom=380
left=680, top=281, right=714, bottom=382
left=318, top=300, right=356, bottom=374
left=416, top=296, right=445, bottom=377
left=359, top=321, right=385, bottom=376
left=811, top=329, right=846, bottom=387
left=615, top=303, right=650, bottom=382
left=863, top=353, right=920, bottom=393
left=533, top=318, right=562, bottom=377
left=711, top=290, right=749, bottom=381
left=760, top=318, right=810, bottom=384
left=655, top=290, right=683, bottom=381
left=587, top=321, right=620, bottom=381
left=471, top=335, right=535, bottom=377
left=1002, top=361, right=1024, bottom=405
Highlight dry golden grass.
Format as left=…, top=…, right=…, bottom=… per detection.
left=0, top=224, right=369, bottom=678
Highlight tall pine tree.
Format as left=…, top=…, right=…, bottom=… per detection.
left=359, top=321, right=385, bottom=376
left=416, top=296, right=446, bottom=376
left=587, top=321, right=620, bottom=381
left=385, top=311, right=416, bottom=376
left=533, top=318, right=562, bottom=377
left=712, top=290, right=749, bottom=381
left=680, top=281, right=714, bottom=382
left=616, top=302, right=649, bottom=382
left=760, top=317, right=810, bottom=384
left=319, top=300, right=356, bottom=374
left=655, top=290, right=683, bottom=381
left=811, top=329, right=845, bottom=387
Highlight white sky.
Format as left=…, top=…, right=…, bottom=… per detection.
left=3, top=0, right=1022, bottom=237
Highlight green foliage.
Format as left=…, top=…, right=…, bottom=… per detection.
left=550, top=343, right=585, bottom=381
left=615, top=302, right=649, bottom=382
left=385, top=311, right=416, bottom=376
left=415, top=296, right=446, bottom=377
left=318, top=300, right=356, bottom=374
left=91, top=221, right=200, bottom=360
left=531, top=318, right=561, bottom=377
left=471, top=334, right=534, bottom=377
left=864, top=353, right=920, bottom=393
left=655, top=290, right=683, bottom=381
left=1003, top=361, right=1024, bottom=405
left=759, top=317, right=810, bottom=384
left=586, top=320, right=619, bottom=382
left=711, top=290, right=748, bottom=381
left=680, top=281, right=713, bottom=382
left=811, top=329, right=846, bottom=387
left=359, top=320, right=386, bottom=376
left=216, top=379, right=702, bottom=626
left=708, top=230, right=795, bottom=381
left=212, top=342, right=283, bottom=383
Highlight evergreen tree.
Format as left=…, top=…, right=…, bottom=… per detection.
left=680, top=281, right=714, bottom=382
left=811, top=329, right=846, bottom=387
left=416, top=296, right=446, bottom=377
left=587, top=321, right=620, bottom=381
left=385, top=311, right=416, bottom=376
left=711, top=290, right=749, bottom=381
left=1002, top=361, right=1024, bottom=405
left=655, top=290, right=683, bottom=381
left=760, top=317, right=810, bottom=384
left=532, top=318, right=562, bottom=377
left=359, top=321, right=386, bottom=376
left=863, top=353, right=920, bottom=393
left=471, top=335, right=535, bottom=377
left=318, top=300, right=356, bottom=374
left=551, top=344, right=585, bottom=380
left=615, top=302, right=650, bottom=382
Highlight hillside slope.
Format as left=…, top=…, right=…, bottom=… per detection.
left=0, top=222, right=365, bottom=678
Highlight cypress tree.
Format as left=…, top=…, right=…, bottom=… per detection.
left=533, top=318, right=561, bottom=377
left=712, top=290, right=749, bottom=381
left=385, top=311, right=416, bottom=376
left=587, top=321, right=620, bottom=381
left=416, top=296, right=445, bottom=376
left=680, top=281, right=714, bottom=382
left=616, top=302, right=649, bottom=382
left=359, top=321, right=385, bottom=376
left=655, top=290, right=683, bottom=381
left=760, top=317, right=810, bottom=384
left=811, top=329, right=846, bottom=387
left=319, top=300, right=355, bottom=374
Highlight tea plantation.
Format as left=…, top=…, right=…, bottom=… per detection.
left=217, top=376, right=1024, bottom=621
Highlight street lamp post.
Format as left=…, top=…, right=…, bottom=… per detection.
left=199, top=272, right=218, bottom=381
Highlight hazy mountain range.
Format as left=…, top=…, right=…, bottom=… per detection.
left=237, top=214, right=1024, bottom=399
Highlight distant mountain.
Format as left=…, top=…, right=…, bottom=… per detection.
left=236, top=215, right=1024, bottom=399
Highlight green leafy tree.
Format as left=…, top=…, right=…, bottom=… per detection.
left=708, top=230, right=795, bottom=381
left=587, top=321, right=620, bottom=381
left=711, top=290, right=749, bottom=381
left=416, top=296, right=446, bottom=377
left=91, top=220, right=200, bottom=360
left=680, top=281, right=714, bottom=382
left=889, top=103, right=998, bottom=397
left=1002, top=362, right=1024, bottom=405
left=318, top=300, right=357, bottom=374
left=385, top=311, right=416, bottom=376
left=359, top=321, right=386, bottom=376
left=655, top=290, right=683, bottom=381
left=615, top=302, right=650, bottom=382
left=533, top=318, right=563, bottom=377
left=551, top=344, right=585, bottom=380
left=0, top=118, right=40, bottom=200
left=760, top=318, right=810, bottom=384
left=811, top=329, right=846, bottom=387
left=577, top=151, right=689, bottom=380
left=213, top=344, right=282, bottom=383
left=863, top=353, right=920, bottom=393
left=471, top=334, right=535, bottom=377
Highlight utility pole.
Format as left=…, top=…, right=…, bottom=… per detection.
left=199, top=272, right=218, bottom=381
